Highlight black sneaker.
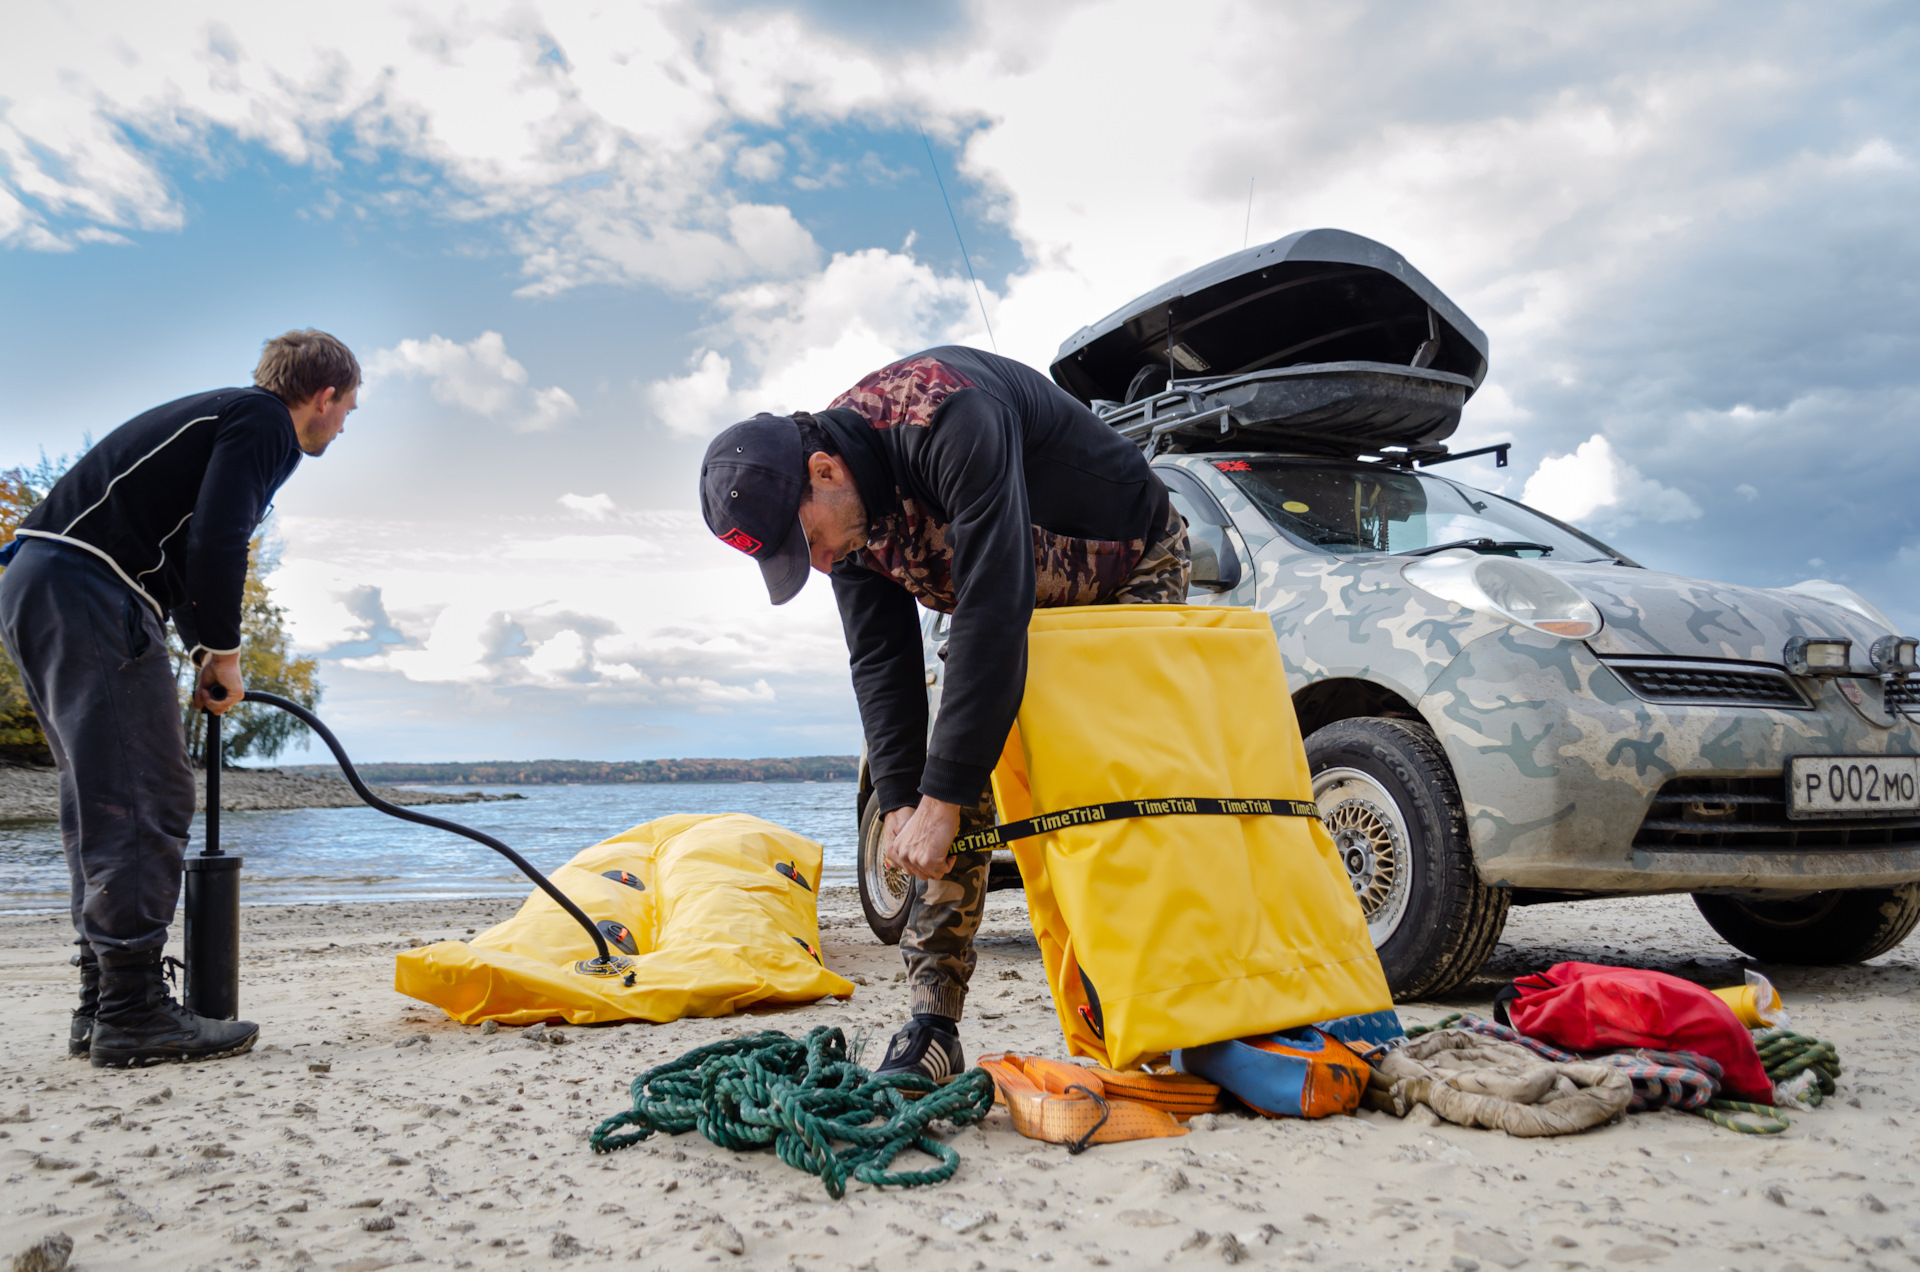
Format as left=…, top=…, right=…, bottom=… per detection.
left=874, top=1016, right=965, bottom=1084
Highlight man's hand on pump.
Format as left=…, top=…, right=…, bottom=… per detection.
left=882, top=796, right=963, bottom=880
left=193, top=651, right=244, bottom=715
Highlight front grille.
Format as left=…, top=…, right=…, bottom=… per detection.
left=1607, top=659, right=1808, bottom=710
left=1888, top=678, right=1920, bottom=716
left=1635, top=776, right=1920, bottom=851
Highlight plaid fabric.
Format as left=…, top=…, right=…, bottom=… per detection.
left=1444, top=1014, right=1579, bottom=1062
left=1437, top=1014, right=1721, bottom=1111
left=1590, top=1051, right=1720, bottom=1111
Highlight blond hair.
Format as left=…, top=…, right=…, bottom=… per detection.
left=253, top=330, right=361, bottom=406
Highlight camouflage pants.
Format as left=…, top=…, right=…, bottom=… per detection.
left=900, top=503, right=1191, bottom=1019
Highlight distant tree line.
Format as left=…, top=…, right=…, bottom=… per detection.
left=294, top=757, right=862, bottom=785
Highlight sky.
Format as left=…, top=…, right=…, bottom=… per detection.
left=3, top=0, right=1916, bottom=763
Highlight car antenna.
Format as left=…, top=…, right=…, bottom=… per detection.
left=1243, top=177, right=1254, bottom=249
left=920, top=127, right=997, bottom=354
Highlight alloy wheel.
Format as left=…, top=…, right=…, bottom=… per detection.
left=1314, top=765, right=1414, bottom=946
left=860, top=817, right=912, bottom=925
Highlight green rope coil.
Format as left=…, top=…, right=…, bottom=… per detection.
left=1696, top=1099, right=1791, bottom=1135
left=589, top=1026, right=996, bottom=1199
left=1752, top=1027, right=1841, bottom=1105
left=1404, top=1012, right=1466, bottom=1039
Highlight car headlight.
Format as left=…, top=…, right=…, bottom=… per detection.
left=1403, top=550, right=1603, bottom=640
left=1783, top=636, right=1852, bottom=676
left=1871, top=635, right=1918, bottom=676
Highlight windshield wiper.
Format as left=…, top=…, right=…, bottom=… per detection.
left=1395, top=538, right=1554, bottom=557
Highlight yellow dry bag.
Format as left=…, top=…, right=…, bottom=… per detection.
left=984, top=605, right=1391, bottom=1070
left=395, top=813, right=852, bottom=1025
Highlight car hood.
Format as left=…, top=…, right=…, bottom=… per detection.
left=1547, top=563, right=1895, bottom=663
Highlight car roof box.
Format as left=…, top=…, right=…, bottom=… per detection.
left=1050, top=229, right=1489, bottom=452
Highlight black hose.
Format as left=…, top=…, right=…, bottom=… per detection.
left=235, top=690, right=613, bottom=966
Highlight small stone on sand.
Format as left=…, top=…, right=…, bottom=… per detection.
left=8, top=1231, right=73, bottom=1272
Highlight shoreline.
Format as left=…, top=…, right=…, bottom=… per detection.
left=0, top=763, right=519, bottom=822
left=1, top=890, right=1916, bottom=1269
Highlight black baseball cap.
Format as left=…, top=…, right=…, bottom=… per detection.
left=700, top=415, right=810, bottom=605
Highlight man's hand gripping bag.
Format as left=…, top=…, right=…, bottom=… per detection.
left=988, top=605, right=1392, bottom=1071
left=394, top=813, right=852, bottom=1025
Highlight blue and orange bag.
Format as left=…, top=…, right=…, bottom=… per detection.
left=1175, top=1011, right=1400, bottom=1118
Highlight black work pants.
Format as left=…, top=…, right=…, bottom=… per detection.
left=0, top=539, right=195, bottom=952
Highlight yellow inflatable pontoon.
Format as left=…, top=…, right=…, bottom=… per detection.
left=395, top=812, right=853, bottom=1025
left=986, top=605, right=1392, bottom=1070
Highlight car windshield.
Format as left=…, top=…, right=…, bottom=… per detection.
left=1209, top=457, right=1624, bottom=561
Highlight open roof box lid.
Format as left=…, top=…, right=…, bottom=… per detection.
left=1050, top=229, right=1489, bottom=456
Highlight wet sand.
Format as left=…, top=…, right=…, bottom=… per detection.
left=1, top=888, right=1915, bottom=1270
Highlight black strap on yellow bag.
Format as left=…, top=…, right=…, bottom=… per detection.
left=947, top=796, right=1320, bottom=856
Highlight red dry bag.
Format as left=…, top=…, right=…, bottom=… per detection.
left=1495, top=962, right=1772, bottom=1103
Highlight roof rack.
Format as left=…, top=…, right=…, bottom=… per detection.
left=1102, top=361, right=1499, bottom=466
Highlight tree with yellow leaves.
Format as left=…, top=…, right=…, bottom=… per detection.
left=176, top=538, right=321, bottom=765
left=0, top=468, right=49, bottom=763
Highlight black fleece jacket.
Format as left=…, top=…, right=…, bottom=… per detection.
left=15, top=387, right=301, bottom=655
left=821, top=346, right=1168, bottom=814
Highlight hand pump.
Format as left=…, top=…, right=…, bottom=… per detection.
left=182, top=706, right=242, bottom=1019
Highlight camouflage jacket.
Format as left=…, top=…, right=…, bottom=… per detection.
left=817, top=345, right=1171, bottom=811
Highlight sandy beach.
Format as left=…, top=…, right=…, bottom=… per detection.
left=2, top=886, right=1915, bottom=1271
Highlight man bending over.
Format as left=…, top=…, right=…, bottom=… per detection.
left=0, top=330, right=360, bottom=1068
left=699, top=346, right=1189, bottom=1080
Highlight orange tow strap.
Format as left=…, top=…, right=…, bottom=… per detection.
left=978, top=1054, right=1218, bottom=1150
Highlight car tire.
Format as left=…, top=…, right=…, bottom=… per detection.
left=858, top=795, right=912, bottom=945
left=1692, top=886, right=1920, bottom=965
left=1306, top=717, right=1509, bottom=998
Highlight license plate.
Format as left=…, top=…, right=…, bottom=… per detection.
left=1787, top=755, right=1920, bottom=819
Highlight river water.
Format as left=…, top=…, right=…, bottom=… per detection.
left=0, top=781, right=860, bottom=913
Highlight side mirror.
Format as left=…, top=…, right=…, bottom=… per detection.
left=1187, top=521, right=1242, bottom=593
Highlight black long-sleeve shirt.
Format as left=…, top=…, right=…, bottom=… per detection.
left=821, top=347, right=1169, bottom=812
left=15, top=387, right=302, bottom=655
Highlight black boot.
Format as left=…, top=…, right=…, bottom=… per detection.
left=90, top=948, right=258, bottom=1069
left=68, top=942, right=99, bottom=1058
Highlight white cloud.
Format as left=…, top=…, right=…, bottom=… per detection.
left=1521, top=434, right=1703, bottom=529
left=734, top=141, right=784, bottom=182
left=504, top=535, right=657, bottom=562
left=270, top=511, right=851, bottom=711
left=557, top=492, right=615, bottom=519
left=367, top=331, right=577, bottom=431
left=647, top=350, right=743, bottom=438
left=645, top=246, right=979, bottom=436
left=0, top=1, right=824, bottom=290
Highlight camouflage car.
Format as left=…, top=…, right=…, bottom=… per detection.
left=856, top=229, right=1920, bottom=996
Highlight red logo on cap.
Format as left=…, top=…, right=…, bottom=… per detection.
left=719, top=527, right=762, bottom=556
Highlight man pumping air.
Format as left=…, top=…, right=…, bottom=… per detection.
left=0, top=330, right=360, bottom=1068
left=700, top=346, right=1189, bottom=1080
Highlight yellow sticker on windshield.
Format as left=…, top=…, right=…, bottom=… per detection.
left=1283, top=501, right=1310, bottom=514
